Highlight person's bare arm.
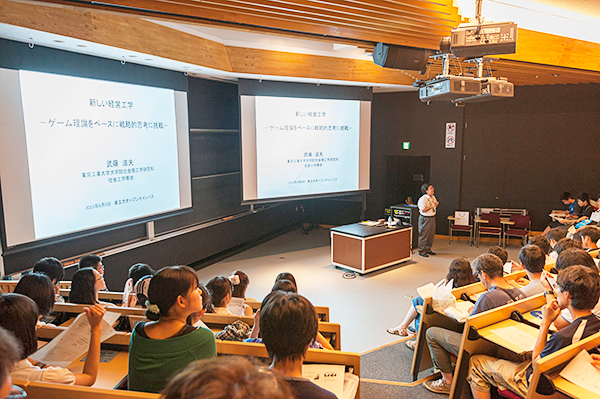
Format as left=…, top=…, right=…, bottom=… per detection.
left=73, top=304, right=105, bottom=386
left=532, top=300, right=560, bottom=362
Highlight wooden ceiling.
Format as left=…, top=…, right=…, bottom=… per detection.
left=5, top=0, right=600, bottom=86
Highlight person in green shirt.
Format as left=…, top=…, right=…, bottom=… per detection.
left=128, top=266, right=216, bottom=393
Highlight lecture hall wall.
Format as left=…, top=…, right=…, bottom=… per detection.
left=0, top=38, right=299, bottom=288
left=368, top=82, right=600, bottom=233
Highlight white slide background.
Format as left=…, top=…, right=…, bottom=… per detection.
left=255, top=96, right=360, bottom=199
left=19, top=71, right=181, bottom=240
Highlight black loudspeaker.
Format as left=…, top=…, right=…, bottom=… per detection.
left=373, top=43, right=433, bottom=71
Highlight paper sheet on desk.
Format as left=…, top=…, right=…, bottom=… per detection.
left=417, top=283, right=436, bottom=299
left=303, top=364, right=345, bottom=398
left=30, top=311, right=119, bottom=368
left=489, top=326, right=537, bottom=353
left=560, top=349, right=600, bottom=395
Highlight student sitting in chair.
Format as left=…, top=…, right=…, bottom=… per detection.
left=260, top=290, right=337, bottom=399
left=468, top=265, right=600, bottom=399
left=551, top=249, right=600, bottom=330
left=422, top=253, right=525, bottom=394
left=574, top=226, right=600, bottom=259
left=546, top=228, right=566, bottom=259
left=518, top=245, right=546, bottom=297
left=542, top=192, right=581, bottom=237
left=32, top=257, right=65, bottom=303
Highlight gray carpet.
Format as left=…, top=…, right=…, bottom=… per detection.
left=360, top=338, right=444, bottom=399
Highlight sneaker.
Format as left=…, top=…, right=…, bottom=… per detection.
left=419, top=252, right=429, bottom=257
left=407, top=325, right=417, bottom=334
left=423, top=378, right=451, bottom=394
left=427, top=251, right=437, bottom=255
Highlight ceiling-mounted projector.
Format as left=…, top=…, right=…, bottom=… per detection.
left=443, top=21, right=517, bottom=58
left=452, top=78, right=514, bottom=104
left=418, top=76, right=481, bottom=102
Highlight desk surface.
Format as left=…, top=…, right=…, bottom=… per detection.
left=68, top=351, right=129, bottom=389
left=478, top=318, right=545, bottom=355
left=330, top=223, right=410, bottom=238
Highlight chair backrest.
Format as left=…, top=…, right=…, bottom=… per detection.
left=509, top=214, right=530, bottom=229
left=0, top=280, right=17, bottom=293
left=15, top=380, right=160, bottom=399
left=481, top=212, right=500, bottom=226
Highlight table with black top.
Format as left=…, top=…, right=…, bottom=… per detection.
left=330, top=223, right=412, bottom=274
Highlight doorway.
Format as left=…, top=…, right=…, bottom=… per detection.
left=384, top=156, right=431, bottom=207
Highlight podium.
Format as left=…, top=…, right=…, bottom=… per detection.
left=330, top=223, right=412, bottom=274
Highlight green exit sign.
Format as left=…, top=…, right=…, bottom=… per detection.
left=403, top=142, right=410, bottom=150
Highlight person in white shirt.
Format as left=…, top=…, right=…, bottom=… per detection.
left=417, top=183, right=439, bottom=257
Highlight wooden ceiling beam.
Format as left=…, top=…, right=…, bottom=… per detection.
left=0, top=0, right=234, bottom=71
left=226, top=46, right=422, bottom=85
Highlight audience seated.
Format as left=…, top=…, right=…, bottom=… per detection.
left=206, top=276, right=234, bottom=315
left=227, top=270, right=254, bottom=317
left=0, top=293, right=105, bottom=386
left=487, top=246, right=520, bottom=273
left=32, top=257, right=65, bottom=302
left=187, top=282, right=212, bottom=329
left=517, top=245, right=546, bottom=296
left=134, top=275, right=152, bottom=308
left=387, top=258, right=476, bottom=348
left=550, top=248, right=600, bottom=330
left=528, top=235, right=550, bottom=256
left=574, top=226, right=600, bottom=258
left=122, top=263, right=155, bottom=307
left=275, top=272, right=297, bottom=290
left=246, top=276, right=333, bottom=350
left=128, top=266, right=216, bottom=393
left=542, top=192, right=580, bottom=236
left=554, top=237, right=583, bottom=256
left=162, top=356, right=293, bottom=399
left=14, top=273, right=55, bottom=319
left=53, top=267, right=107, bottom=325
left=272, top=279, right=297, bottom=293
left=468, top=265, right=600, bottom=399
left=260, top=290, right=337, bottom=399
left=546, top=228, right=567, bottom=259
left=576, top=192, right=595, bottom=222
left=78, top=254, right=105, bottom=288
left=422, top=253, right=525, bottom=394
left=0, top=326, right=23, bottom=399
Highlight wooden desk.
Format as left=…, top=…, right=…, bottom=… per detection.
left=67, top=351, right=129, bottom=389
left=330, top=223, right=412, bottom=274
left=478, top=318, right=543, bottom=356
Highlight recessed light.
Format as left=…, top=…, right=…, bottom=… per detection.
left=53, top=40, right=64, bottom=43
left=145, top=58, right=153, bottom=61
left=76, top=45, right=87, bottom=48
left=128, top=55, right=137, bottom=58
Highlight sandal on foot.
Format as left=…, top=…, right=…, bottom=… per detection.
left=405, top=339, right=417, bottom=350
left=387, top=327, right=409, bottom=336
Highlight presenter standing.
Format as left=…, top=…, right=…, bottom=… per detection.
left=418, top=183, right=439, bottom=257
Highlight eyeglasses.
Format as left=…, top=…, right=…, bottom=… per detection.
left=473, top=270, right=481, bottom=279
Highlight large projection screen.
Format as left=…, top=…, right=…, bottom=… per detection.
left=241, top=95, right=370, bottom=204
left=0, top=69, right=192, bottom=248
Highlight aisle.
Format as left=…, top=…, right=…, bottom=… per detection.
left=194, top=225, right=523, bottom=354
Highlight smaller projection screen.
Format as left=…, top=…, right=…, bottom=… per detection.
left=0, top=69, right=192, bottom=248
left=241, top=95, right=371, bottom=203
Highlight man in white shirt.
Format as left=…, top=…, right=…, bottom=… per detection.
left=417, top=183, right=438, bottom=257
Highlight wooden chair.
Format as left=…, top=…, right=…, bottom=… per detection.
left=0, top=280, right=17, bottom=293
left=449, top=294, right=546, bottom=399
left=245, top=299, right=330, bottom=322
left=14, top=380, right=160, bottom=399
left=529, top=331, right=600, bottom=399
left=448, top=211, right=474, bottom=245
left=129, top=312, right=342, bottom=350
left=410, top=270, right=528, bottom=381
left=216, top=340, right=360, bottom=398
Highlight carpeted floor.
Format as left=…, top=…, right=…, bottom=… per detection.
left=360, top=337, right=444, bottom=399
